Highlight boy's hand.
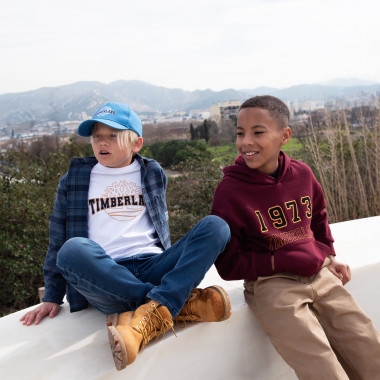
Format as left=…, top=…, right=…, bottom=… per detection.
left=327, top=255, right=351, bottom=285
left=20, top=302, right=60, bottom=326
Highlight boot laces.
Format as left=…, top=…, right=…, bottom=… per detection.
left=174, top=291, right=201, bottom=327
left=135, top=303, right=176, bottom=348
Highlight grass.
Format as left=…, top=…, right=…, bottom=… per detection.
left=208, top=143, right=237, bottom=163
left=283, top=137, right=303, bottom=153
left=207, top=137, right=303, bottom=162
left=299, top=108, right=379, bottom=223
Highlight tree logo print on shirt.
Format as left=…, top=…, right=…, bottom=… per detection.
left=88, top=180, right=146, bottom=221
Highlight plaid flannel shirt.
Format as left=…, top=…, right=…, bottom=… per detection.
left=42, top=154, right=170, bottom=312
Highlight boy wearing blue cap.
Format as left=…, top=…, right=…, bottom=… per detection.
left=20, top=102, right=232, bottom=370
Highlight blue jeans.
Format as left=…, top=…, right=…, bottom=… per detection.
left=56, top=215, right=230, bottom=317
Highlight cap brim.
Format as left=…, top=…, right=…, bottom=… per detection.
left=77, top=118, right=134, bottom=136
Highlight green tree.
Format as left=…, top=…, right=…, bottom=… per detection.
left=203, top=119, right=210, bottom=143
left=190, top=123, right=195, bottom=140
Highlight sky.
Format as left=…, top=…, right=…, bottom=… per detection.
left=1, top=0, right=379, bottom=95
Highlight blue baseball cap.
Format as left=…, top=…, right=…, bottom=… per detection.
left=78, top=102, right=143, bottom=137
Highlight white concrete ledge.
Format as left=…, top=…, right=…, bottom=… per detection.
left=1, top=216, right=379, bottom=379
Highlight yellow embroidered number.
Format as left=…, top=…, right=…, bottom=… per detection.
left=255, top=196, right=312, bottom=232
left=268, top=206, right=287, bottom=229
left=301, top=196, right=312, bottom=218
left=285, top=200, right=301, bottom=223
left=255, top=211, right=269, bottom=232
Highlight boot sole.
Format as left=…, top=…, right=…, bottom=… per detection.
left=107, top=326, right=128, bottom=370
left=208, top=285, right=232, bottom=321
left=106, top=313, right=119, bottom=327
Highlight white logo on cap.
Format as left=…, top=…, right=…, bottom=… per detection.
left=94, top=106, right=115, bottom=117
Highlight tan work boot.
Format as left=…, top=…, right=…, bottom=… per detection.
left=107, top=301, right=174, bottom=370
left=174, top=285, right=231, bottom=326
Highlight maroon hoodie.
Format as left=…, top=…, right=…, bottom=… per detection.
left=211, top=151, right=335, bottom=281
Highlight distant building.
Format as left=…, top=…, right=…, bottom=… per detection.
left=210, top=100, right=241, bottom=126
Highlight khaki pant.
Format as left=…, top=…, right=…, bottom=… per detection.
left=244, top=264, right=380, bottom=380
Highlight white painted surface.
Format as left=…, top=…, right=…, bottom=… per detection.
left=0, top=216, right=379, bottom=380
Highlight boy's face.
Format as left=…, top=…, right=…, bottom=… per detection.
left=91, top=123, right=142, bottom=168
left=236, top=107, right=291, bottom=174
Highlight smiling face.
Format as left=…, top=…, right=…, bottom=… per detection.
left=236, top=107, right=291, bottom=175
left=91, top=123, right=143, bottom=168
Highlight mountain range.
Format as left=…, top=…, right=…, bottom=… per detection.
left=0, top=79, right=379, bottom=129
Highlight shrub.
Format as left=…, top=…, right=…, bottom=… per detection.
left=167, top=150, right=232, bottom=242
left=0, top=139, right=92, bottom=316
left=148, top=141, right=165, bottom=158
left=148, top=139, right=210, bottom=167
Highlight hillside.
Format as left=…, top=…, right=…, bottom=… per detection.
left=0, top=79, right=379, bottom=130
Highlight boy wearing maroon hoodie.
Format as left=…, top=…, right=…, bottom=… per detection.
left=211, top=95, right=380, bottom=380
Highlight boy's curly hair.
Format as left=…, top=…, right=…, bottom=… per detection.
left=240, top=95, right=290, bottom=129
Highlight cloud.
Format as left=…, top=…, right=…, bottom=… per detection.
left=1, top=0, right=379, bottom=94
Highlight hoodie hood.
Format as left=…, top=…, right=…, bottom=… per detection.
left=223, top=151, right=291, bottom=185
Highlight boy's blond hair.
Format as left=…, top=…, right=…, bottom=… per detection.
left=91, top=124, right=140, bottom=150
left=116, top=129, right=140, bottom=150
